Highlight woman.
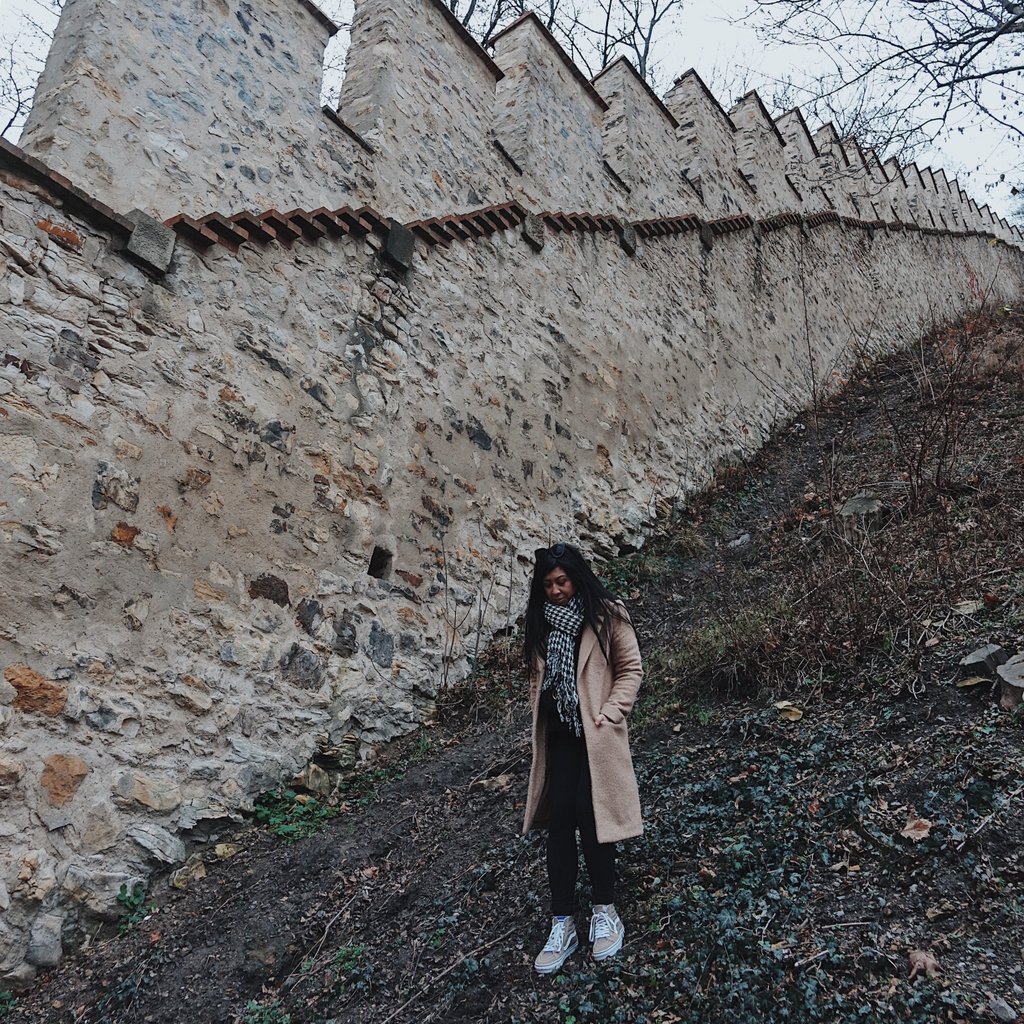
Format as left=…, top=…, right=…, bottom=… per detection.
left=522, top=543, right=644, bottom=974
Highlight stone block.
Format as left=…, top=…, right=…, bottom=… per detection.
left=0, top=756, right=24, bottom=789
left=383, top=219, right=416, bottom=272
left=522, top=214, right=545, bottom=252
left=128, top=822, right=186, bottom=864
left=619, top=222, right=637, bottom=256
left=92, top=461, right=140, bottom=513
left=4, top=665, right=67, bottom=716
left=25, top=913, right=63, bottom=967
left=111, top=770, right=182, bottom=812
left=125, top=210, right=176, bottom=273
left=41, top=754, right=89, bottom=806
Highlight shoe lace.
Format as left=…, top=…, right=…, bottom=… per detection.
left=590, top=910, right=614, bottom=942
left=543, top=919, right=569, bottom=952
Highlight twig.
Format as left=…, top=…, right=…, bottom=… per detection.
left=794, top=949, right=828, bottom=968
left=955, top=781, right=1024, bottom=851
left=467, top=749, right=529, bottom=790
left=379, top=926, right=517, bottom=1024
left=284, top=893, right=359, bottom=989
left=849, top=816, right=912, bottom=862
left=960, top=565, right=1020, bottom=584
left=819, top=920, right=874, bottom=928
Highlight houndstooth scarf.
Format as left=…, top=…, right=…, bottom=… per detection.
left=542, top=595, right=586, bottom=737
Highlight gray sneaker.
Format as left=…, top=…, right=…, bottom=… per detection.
left=534, top=916, right=578, bottom=974
left=589, top=904, right=625, bottom=961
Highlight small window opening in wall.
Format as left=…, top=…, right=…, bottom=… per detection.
left=368, top=545, right=393, bottom=579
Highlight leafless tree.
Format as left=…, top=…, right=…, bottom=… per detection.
left=0, top=0, right=61, bottom=139
left=446, top=0, right=685, bottom=83
left=746, top=1, right=1024, bottom=163
left=708, top=59, right=928, bottom=161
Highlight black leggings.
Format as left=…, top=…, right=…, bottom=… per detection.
left=546, top=730, right=616, bottom=916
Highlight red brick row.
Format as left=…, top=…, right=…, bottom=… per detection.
left=633, top=214, right=702, bottom=238
left=709, top=213, right=755, bottom=235
left=804, top=210, right=842, bottom=229
left=407, top=201, right=528, bottom=247
left=760, top=212, right=803, bottom=233
left=542, top=211, right=622, bottom=233
left=164, top=204, right=388, bottom=253
left=162, top=195, right=1021, bottom=259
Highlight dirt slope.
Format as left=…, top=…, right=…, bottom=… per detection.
left=10, top=311, right=1024, bottom=1024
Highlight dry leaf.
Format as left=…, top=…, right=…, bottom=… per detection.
left=476, top=773, right=512, bottom=793
left=950, top=599, right=985, bottom=616
left=901, top=818, right=932, bottom=842
left=908, top=949, right=940, bottom=979
left=956, top=676, right=990, bottom=688
left=925, top=900, right=957, bottom=921
left=924, top=637, right=941, bottom=648
left=774, top=700, right=804, bottom=721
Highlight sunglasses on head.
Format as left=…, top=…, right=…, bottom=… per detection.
left=535, top=542, right=567, bottom=560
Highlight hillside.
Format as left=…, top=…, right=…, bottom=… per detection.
left=7, top=309, right=1024, bottom=1024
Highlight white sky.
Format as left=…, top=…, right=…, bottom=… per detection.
left=0, top=0, right=1018, bottom=218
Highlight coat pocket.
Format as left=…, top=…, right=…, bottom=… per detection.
left=599, top=701, right=626, bottom=725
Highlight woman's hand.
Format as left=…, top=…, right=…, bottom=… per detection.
left=594, top=714, right=606, bottom=728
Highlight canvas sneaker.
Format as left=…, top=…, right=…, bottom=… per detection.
left=534, top=916, right=578, bottom=974
left=589, top=904, right=625, bottom=961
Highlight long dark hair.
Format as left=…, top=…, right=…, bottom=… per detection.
left=523, top=543, right=624, bottom=667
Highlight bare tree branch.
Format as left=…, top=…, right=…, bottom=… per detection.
left=747, top=0, right=1024, bottom=155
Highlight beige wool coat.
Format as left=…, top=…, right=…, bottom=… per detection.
left=522, top=604, right=644, bottom=845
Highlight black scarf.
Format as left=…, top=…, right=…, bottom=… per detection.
left=542, top=595, right=586, bottom=737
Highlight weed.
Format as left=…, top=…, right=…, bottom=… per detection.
left=0, top=991, right=15, bottom=1018
left=336, top=767, right=399, bottom=808
left=321, top=943, right=373, bottom=1000
left=255, top=789, right=335, bottom=841
left=408, top=734, right=433, bottom=763
left=239, top=999, right=291, bottom=1024
left=438, top=633, right=527, bottom=723
left=684, top=700, right=715, bottom=726
left=116, top=882, right=154, bottom=935
left=329, top=944, right=365, bottom=973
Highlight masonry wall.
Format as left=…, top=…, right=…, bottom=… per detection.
left=3, top=159, right=1021, bottom=983
left=3, top=0, right=1024, bottom=986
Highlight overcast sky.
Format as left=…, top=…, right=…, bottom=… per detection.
left=1, top=0, right=1018, bottom=218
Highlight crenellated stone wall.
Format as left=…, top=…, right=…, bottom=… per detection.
left=2, top=0, right=1024, bottom=986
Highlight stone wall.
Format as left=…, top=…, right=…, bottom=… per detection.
left=2, top=0, right=1024, bottom=985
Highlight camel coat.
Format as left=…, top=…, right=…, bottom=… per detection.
left=522, top=604, right=644, bottom=844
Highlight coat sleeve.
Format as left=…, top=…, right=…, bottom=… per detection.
left=598, top=608, right=643, bottom=724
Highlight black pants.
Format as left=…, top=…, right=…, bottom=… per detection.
left=546, top=729, right=616, bottom=916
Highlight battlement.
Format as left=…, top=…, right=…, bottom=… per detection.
left=17, top=0, right=1015, bottom=241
